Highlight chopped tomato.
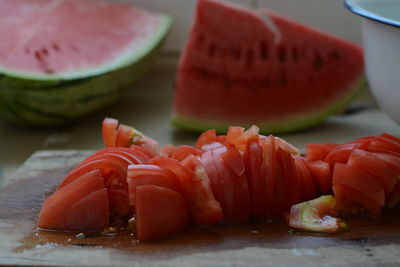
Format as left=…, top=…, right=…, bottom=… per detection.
left=226, top=125, right=259, bottom=151
left=259, top=135, right=277, bottom=218
left=115, top=123, right=137, bottom=148
left=195, top=129, right=226, bottom=150
left=294, top=157, right=317, bottom=202
left=244, top=138, right=266, bottom=219
left=171, top=145, right=203, bottom=162
left=151, top=156, right=222, bottom=226
left=127, top=164, right=181, bottom=205
left=306, top=142, right=338, bottom=161
left=135, top=185, right=188, bottom=241
left=388, top=181, right=400, bottom=207
left=305, top=160, right=332, bottom=195
left=221, top=144, right=245, bottom=176
left=102, top=117, right=118, bottom=147
left=38, top=169, right=109, bottom=231
left=275, top=137, right=300, bottom=156
left=289, top=195, right=346, bottom=233
left=324, top=142, right=368, bottom=166
left=58, top=159, right=104, bottom=189
left=332, top=163, right=385, bottom=215
left=347, top=149, right=398, bottom=196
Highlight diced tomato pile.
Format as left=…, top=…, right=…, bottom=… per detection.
left=37, top=118, right=400, bottom=241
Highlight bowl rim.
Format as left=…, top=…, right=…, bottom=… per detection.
left=344, top=0, right=400, bottom=28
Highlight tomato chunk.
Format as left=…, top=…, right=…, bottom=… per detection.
left=102, top=117, right=118, bottom=147
left=332, top=163, right=385, bottom=215
left=38, top=169, right=109, bottom=231
left=306, top=142, right=338, bottom=161
left=305, top=160, right=332, bottom=195
left=151, top=156, right=222, bottom=226
left=135, top=185, right=188, bottom=241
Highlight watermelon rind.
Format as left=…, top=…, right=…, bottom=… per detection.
left=0, top=15, right=172, bottom=126
left=171, top=78, right=366, bottom=135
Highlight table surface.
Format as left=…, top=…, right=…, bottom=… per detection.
left=1, top=55, right=399, bottom=185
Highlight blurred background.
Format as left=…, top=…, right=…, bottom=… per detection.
left=1, top=0, right=396, bottom=185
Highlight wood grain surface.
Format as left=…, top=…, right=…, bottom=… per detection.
left=1, top=150, right=400, bottom=267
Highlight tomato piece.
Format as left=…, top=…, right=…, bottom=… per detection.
left=221, top=144, right=245, bottom=176
left=306, top=142, right=338, bottom=161
left=159, top=144, right=175, bottom=158
left=275, top=137, right=300, bottom=156
left=195, top=129, right=218, bottom=149
left=38, top=169, right=109, bottom=231
left=151, top=156, right=222, bottom=226
left=388, top=181, right=400, bottom=207
left=347, top=149, right=398, bottom=195
left=211, top=147, right=236, bottom=223
left=324, top=142, right=368, bottom=166
left=58, top=159, right=104, bottom=189
left=259, top=135, right=277, bottom=218
left=115, top=123, right=136, bottom=148
left=135, top=185, right=188, bottom=241
left=226, top=125, right=259, bottom=151
left=294, top=157, right=317, bottom=202
left=171, top=145, right=203, bottom=162
left=332, top=163, right=384, bottom=215
left=127, top=164, right=181, bottom=205
left=274, top=147, right=299, bottom=215
left=195, top=129, right=226, bottom=150
left=305, top=160, right=332, bottom=195
left=102, top=117, right=118, bottom=147
left=129, top=145, right=157, bottom=161
left=380, top=133, right=400, bottom=144
left=289, top=195, right=346, bottom=233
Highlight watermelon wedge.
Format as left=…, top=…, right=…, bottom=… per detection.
left=0, top=0, right=171, bottom=125
left=172, top=0, right=365, bottom=134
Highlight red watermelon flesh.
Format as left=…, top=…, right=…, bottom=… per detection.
left=172, top=0, right=364, bottom=134
left=0, top=0, right=166, bottom=77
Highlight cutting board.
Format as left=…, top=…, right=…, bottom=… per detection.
left=1, top=150, right=400, bottom=266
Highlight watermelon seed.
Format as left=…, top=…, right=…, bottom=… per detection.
left=291, top=46, right=298, bottom=62
left=42, top=48, right=49, bottom=56
left=231, top=46, right=241, bottom=60
left=260, top=41, right=269, bottom=60
left=329, top=50, right=341, bottom=60
left=313, top=51, right=324, bottom=70
left=34, top=51, right=43, bottom=62
left=196, top=34, right=205, bottom=44
left=208, top=43, right=216, bottom=58
left=52, top=43, right=60, bottom=52
left=246, top=48, right=254, bottom=68
left=277, top=44, right=287, bottom=63
left=280, top=71, right=287, bottom=85
left=70, top=44, right=80, bottom=53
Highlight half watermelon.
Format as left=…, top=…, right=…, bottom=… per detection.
left=0, top=0, right=171, bottom=125
left=172, top=0, right=365, bottom=134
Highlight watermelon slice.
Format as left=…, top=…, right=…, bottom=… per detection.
left=0, top=0, right=171, bottom=125
left=172, top=0, right=365, bottom=134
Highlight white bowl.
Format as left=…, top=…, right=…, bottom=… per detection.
left=345, top=0, right=400, bottom=125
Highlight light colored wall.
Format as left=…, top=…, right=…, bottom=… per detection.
left=129, top=0, right=361, bottom=53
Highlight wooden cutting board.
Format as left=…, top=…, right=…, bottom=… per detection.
left=1, top=150, right=400, bottom=266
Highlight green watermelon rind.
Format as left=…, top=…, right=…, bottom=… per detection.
left=0, top=14, right=172, bottom=80
left=0, top=15, right=172, bottom=125
left=171, top=78, right=366, bottom=134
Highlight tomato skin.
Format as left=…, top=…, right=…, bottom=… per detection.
left=332, top=163, right=385, bottom=215
left=259, top=135, right=277, bottom=218
left=151, top=156, right=222, bottom=226
left=38, top=169, right=109, bottom=231
left=306, top=142, right=338, bottom=161
left=102, top=117, right=118, bottom=147
left=347, top=149, right=399, bottom=196
left=171, top=145, right=203, bottom=162
left=127, top=164, right=182, bottom=205
left=244, top=138, right=266, bottom=219
left=325, top=142, right=368, bottom=166
left=135, top=185, right=188, bottom=241
left=294, top=157, right=317, bottom=202
left=305, top=160, right=332, bottom=195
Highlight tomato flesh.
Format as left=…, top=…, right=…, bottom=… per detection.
left=135, top=185, right=188, bottom=241
left=38, top=169, right=109, bottom=231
